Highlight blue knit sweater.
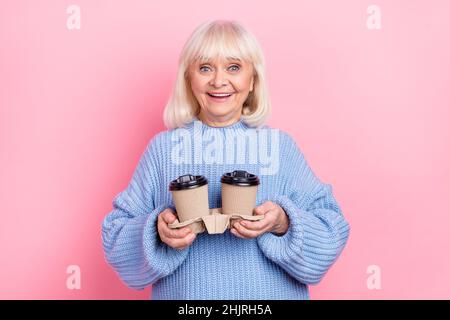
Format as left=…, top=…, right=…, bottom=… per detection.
left=101, top=118, right=350, bottom=299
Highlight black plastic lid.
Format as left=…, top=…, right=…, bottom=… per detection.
left=169, top=174, right=208, bottom=191
left=221, top=170, right=260, bottom=186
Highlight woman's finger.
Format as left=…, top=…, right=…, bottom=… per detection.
left=166, top=233, right=196, bottom=249
left=241, top=207, right=278, bottom=231
left=230, top=227, right=248, bottom=239
left=160, top=221, right=192, bottom=239
left=239, top=216, right=271, bottom=231
left=161, top=209, right=178, bottom=224
left=233, top=222, right=261, bottom=238
left=253, top=201, right=275, bottom=215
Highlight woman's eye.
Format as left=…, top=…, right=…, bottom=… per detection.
left=199, top=64, right=240, bottom=73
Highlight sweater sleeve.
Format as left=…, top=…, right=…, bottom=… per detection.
left=101, top=134, right=190, bottom=290
left=256, top=132, right=350, bottom=285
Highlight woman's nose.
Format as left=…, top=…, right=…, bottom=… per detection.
left=210, top=69, right=228, bottom=88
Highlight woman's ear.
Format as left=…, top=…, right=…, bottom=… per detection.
left=250, top=75, right=255, bottom=92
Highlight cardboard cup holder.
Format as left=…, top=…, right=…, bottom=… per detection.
left=168, top=171, right=263, bottom=234
left=168, top=207, right=265, bottom=234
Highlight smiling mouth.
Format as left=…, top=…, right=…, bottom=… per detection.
left=206, top=93, right=234, bottom=102
left=207, top=93, right=234, bottom=98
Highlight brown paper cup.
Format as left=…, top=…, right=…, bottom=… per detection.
left=221, top=183, right=258, bottom=215
left=172, top=185, right=209, bottom=221
left=221, top=170, right=260, bottom=216
left=169, top=175, right=209, bottom=231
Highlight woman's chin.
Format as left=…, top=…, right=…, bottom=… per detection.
left=205, top=108, right=235, bottom=118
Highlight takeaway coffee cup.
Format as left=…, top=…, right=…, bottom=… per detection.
left=169, top=174, right=209, bottom=232
left=220, top=170, right=260, bottom=216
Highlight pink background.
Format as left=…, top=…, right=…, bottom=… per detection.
left=1, top=0, right=449, bottom=299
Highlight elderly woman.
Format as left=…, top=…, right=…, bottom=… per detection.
left=102, top=20, right=350, bottom=300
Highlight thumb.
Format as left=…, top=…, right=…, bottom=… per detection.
left=162, top=209, right=178, bottom=224
left=254, top=203, right=267, bottom=216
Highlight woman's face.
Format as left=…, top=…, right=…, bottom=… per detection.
left=188, top=57, right=254, bottom=125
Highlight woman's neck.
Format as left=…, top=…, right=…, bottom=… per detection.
left=198, top=110, right=242, bottom=128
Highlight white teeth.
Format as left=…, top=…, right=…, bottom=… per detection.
left=209, top=93, right=232, bottom=97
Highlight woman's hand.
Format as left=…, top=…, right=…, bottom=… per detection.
left=230, top=201, right=290, bottom=239
left=157, top=208, right=196, bottom=250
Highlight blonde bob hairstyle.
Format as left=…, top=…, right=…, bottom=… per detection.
left=163, top=20, right=271, bottom=129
